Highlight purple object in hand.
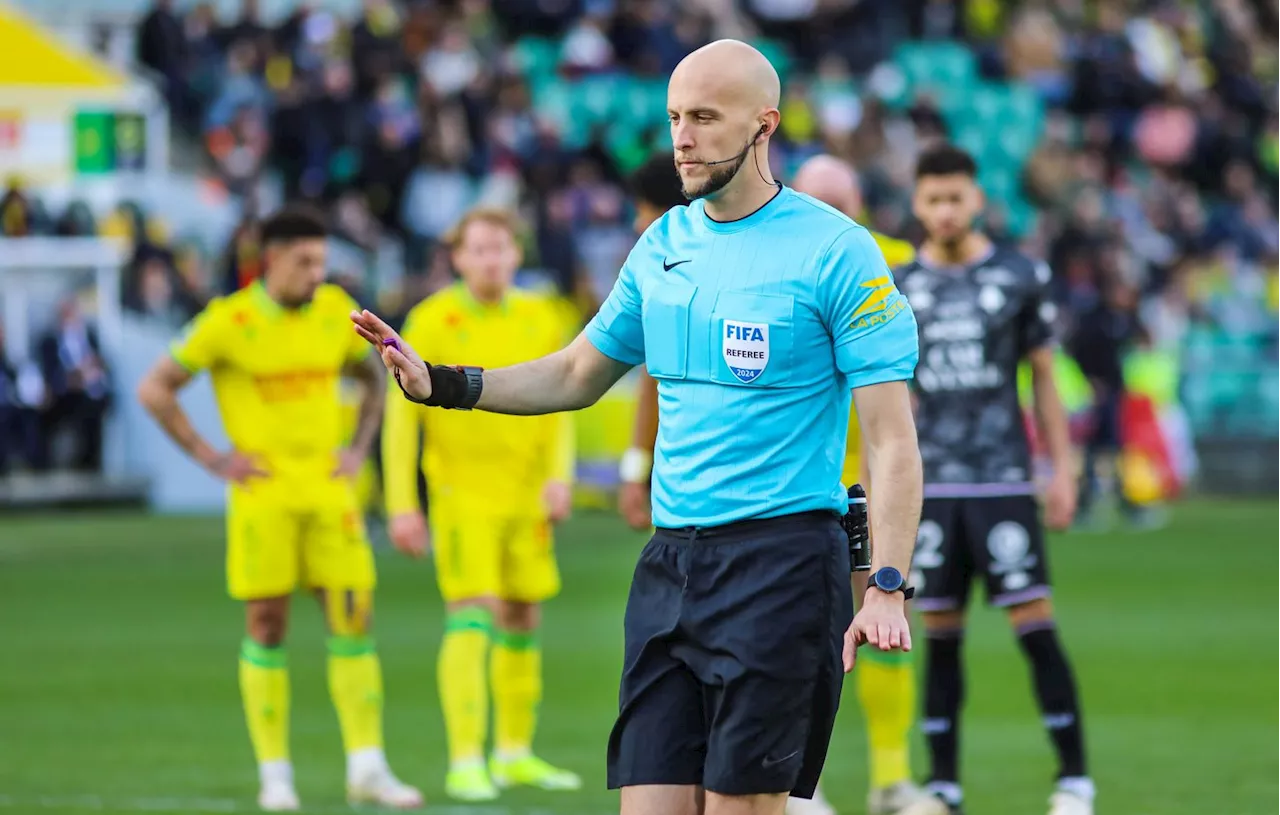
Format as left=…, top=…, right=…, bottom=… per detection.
left=382, top=338, right=401, bottom=351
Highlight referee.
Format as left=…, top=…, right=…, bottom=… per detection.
left=352, top=39, right=924, bottom=815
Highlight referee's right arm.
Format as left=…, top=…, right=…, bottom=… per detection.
left=818, top=228, right=923, bottom=656
left=350, top=255, right=646, bottom=414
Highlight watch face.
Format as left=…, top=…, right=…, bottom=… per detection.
left=876, top=567, right=904, bottom=591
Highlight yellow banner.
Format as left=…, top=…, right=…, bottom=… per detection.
left=0, top=5, right=125, bottom=88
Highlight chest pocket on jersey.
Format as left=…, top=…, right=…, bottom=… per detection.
left=643, top=283, right=697, bottom=379
left=709, top=291, right=794, bottom=388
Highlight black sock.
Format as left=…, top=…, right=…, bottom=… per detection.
left=1017, top=621, right=1088, bottom=779
left=923, top=628, right=965, bottom=787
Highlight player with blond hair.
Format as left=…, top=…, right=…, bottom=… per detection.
left=381, top=207, right=581, bottom=802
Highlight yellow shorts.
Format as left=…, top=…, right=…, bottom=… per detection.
left=226, top=489, right=377, bottom=601
left=429, top=500, right=561, bottom=604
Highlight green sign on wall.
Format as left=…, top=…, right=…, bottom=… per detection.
left=73, top=109, right=147, bottom=174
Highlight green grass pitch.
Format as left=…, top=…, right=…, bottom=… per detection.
left=1, top=499, right=1276, bottom=815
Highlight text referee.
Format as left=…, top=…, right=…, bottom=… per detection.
left=352, top=39, right=924, bottom=815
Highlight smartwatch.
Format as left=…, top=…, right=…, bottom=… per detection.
left=866, top=566, right=915, bottom=599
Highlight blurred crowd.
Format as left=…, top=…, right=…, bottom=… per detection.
left=3, top=0, right=1278, bottom=476
left=129, top=0, right=1279, bottom=307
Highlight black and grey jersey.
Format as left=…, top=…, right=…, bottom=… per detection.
left=895, top=246, right=1056, bottom=497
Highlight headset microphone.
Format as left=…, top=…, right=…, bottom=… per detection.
left=703, top=124, right=767, bottom=166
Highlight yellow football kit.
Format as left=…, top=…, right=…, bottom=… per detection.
left=171, top=282, right=376, bottom=600
left=383, top=283, right=577, bottom=783
left=846, top=231, right=920, bottom=794
left=382, top=283, right=575, bottom=604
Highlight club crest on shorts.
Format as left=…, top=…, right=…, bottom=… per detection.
left=722, top=320, right=769, bottom=383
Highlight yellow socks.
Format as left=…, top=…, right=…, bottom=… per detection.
left=239, top=638, right=291, bottom=765
left=439, top=607, right=493, bottom=766
left=857, top=648, right=916, bottom=790
left=490, top=630, right=542, bottom=757
left=327, top=635, right=385, bottom=755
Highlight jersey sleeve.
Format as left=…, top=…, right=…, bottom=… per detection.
left=333, top=289, right=373, bottom=365
left=584, top=253, right=645, bottom=366
left=169, top=299, right=227, bottom=373
left=1019, top=260, right=1057, bottom=355
left=817, top=227, right=920, bottom=390
left=381, top=306, right=429, bottom=516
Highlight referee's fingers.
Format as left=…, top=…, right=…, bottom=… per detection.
left=877, top=623, right=892, bottom=650
left=353, top=323, right=380, bottom=346
left=353, top=309, right=393, bottom=338
left=386, top=346, right=411, bottom=369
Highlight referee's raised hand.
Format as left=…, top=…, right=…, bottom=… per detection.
left=350, top=309, right=433, bottom=401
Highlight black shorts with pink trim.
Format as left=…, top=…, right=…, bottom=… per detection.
left=911, top=495, right=1051, bottom=612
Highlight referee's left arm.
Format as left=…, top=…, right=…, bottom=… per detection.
left=818, top=228, right=923, bottom=641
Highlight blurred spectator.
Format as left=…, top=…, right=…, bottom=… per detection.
left=1, top=178, right=40, bottom=237
left=122, top=246, right=202, bottom=327
left=38, top=299, right=111, bottom=474
left=55, top=201, right=99, bottom=238
left=220, top=213, right=264, bottom=292
left=1070, top=280, right=1141, bottom=519
left=0, top=322, right=48, bottom=475
left=136, top=0, right=194, bottom=126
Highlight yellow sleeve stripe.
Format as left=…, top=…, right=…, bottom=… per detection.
left=862, top=275, right=890, bottom=288
left=852, top=284, right=896, bottom=318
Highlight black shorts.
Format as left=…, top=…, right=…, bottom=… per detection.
left=912, top=495, right=1052, bottom=612
left=606, top=511, right=853, bottom=798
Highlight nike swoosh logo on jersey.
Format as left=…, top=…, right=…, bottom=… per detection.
left=663, top=258, right=691, bottom=271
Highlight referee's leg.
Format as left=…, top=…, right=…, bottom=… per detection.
left=609, top=532, right=708, bottom=815
left=698, top=516, right=851, bottom=815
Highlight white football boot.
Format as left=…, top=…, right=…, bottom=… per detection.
left=257, top=761, right=300, bottom=812
left=869, top=781, right=953, bottom=815
left=1048, top=789, right=1094, bottom=815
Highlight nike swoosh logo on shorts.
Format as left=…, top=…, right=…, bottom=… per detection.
left=761, top=749, right=800, bottom=769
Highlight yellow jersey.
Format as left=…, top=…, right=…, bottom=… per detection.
left=382, top=284, right=575, bottom=516
left=841, top=232, right=916, bottom=485
left=171, top=282, right=369, bottom=508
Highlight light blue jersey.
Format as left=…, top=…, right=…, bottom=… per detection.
left=586, top=186, right=919, bottom=528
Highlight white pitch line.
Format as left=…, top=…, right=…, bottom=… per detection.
left=0, top=795, right=608, bottom=815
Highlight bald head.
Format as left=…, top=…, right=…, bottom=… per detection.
left=672, top=40, right=781, bottom=110
left=668, top=40, right=782, bottom=201
left=792, top=155, right=863, bottom=218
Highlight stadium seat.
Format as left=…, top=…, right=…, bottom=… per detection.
left=966, top=83, right=1010, bottom=126
left=1259, top=369, right=1280, bottom=436
left=1004, top=83, right=1046, bottom=131
left=1179, top=373, right=1211, bottom=425
left=569, top=75, right=621, bottom=125
left=512, top=37, right=560, bottom=81
left=1004, top=198, right=1038, bottom=238
left=980, top=166, right=1019, bottom=202
left=617, top=77, right=667, bottom=130
left=894, top=40, right=977, bottom=99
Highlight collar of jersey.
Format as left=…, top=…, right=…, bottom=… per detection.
left=250, top=280, right=311, bottom=319
left=453, top=282, right=510, bottom=316
left=697, top=185, right=790, bottom=235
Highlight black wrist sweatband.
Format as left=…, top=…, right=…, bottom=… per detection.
left=398, top=363, right=484, bottom=410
